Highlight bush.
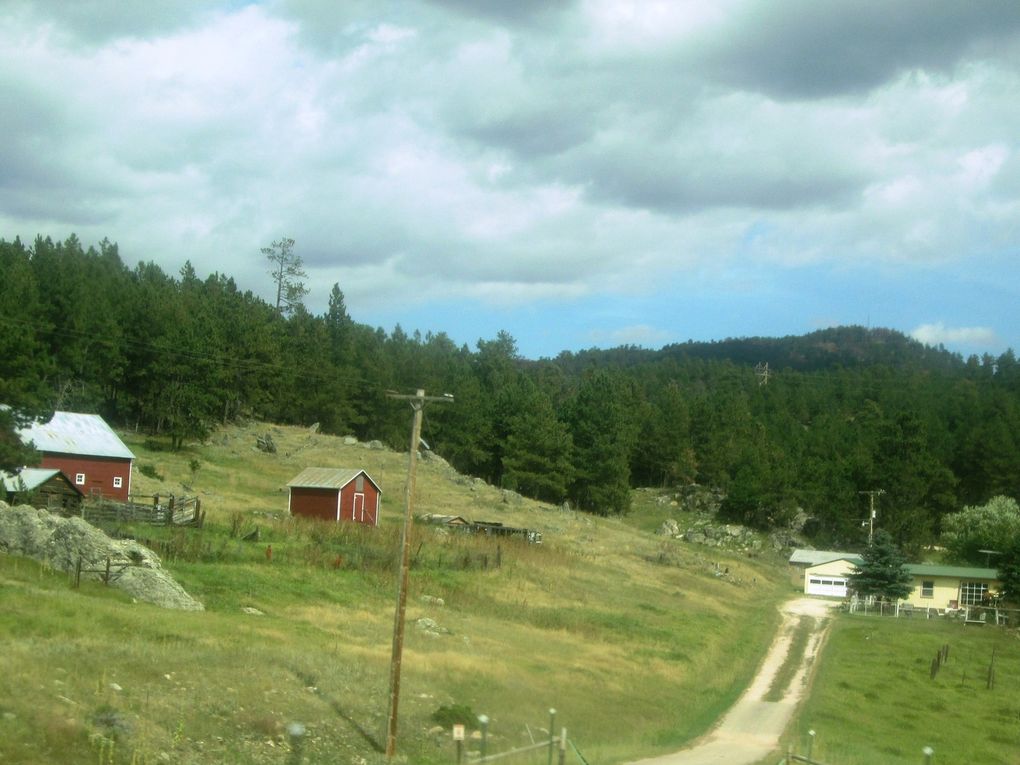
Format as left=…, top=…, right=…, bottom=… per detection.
left=431, top=704, right=479, bottom=730
left=137, top=463, right=164, bottom=481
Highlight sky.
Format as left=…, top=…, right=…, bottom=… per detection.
left=1, top=1, right=1019, bottom=360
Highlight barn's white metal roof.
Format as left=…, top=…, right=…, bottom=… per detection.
left=287, top=467, right=380, bottom=491
left=18, top=411, right=135, bottom=460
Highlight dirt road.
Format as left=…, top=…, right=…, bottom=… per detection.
left=625, top=597, right=836, bottom=765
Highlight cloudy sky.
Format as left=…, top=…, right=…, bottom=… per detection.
left=2, top=1, right=1019, bottom=359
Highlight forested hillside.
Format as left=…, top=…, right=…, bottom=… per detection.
left=2, top=235, right=1019, bottom=548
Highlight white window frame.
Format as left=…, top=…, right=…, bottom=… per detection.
left=113, top=476, right=123, bottom=489
left=75, top=472, right=86, bottom=486
left=921, top=580, right=934, bottom=598
left=960, top=581, right=988, bottom=606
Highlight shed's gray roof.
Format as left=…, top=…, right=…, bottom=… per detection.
left=0, top=468, right=81, bottom=494
left=287, top=467, right=380, bottom=491
left=789, top=549, right=860, bottom=566
left=18, top=412, right=134, bottom=460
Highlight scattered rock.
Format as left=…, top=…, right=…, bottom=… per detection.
left=415, top=617, right=448, bottom=637
left=420, top=595, right=445, bottom=607
left=343, top=436, right=358, bottom=445
left=256, top=433, right=277, bottom=453
left=308, top=422, right=320, bottom=433
left=658, top=519, right=681, bottom=537
left=365, top=440, right=384, bottom=450
left=241, top=607, right=265, bottom=616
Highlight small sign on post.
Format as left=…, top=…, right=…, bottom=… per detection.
left=453, top=724, right=465, bottom=764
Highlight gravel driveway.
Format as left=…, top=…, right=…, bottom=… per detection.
left=625, top=597, right=836, bottom=765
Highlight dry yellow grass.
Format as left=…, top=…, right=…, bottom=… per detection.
left=0, top=421, right=791, bottom=764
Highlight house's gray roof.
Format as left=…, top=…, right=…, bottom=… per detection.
left=18, top=412, right=135, bottom=460
left=0, top=468, right=81, bottom=494
left=789, top=549, right=860, bottom=566
left=287, top=467, right=379, bottom=491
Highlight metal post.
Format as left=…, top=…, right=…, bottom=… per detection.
left=479, top=715, right=489, bottom=760
left=807, top=729, right=815, bottom=759
left=547, top=708, right=557, bottom=765
left=923, top=745, right=934, bottom=764
left=287, top=722, right=305, bottom=765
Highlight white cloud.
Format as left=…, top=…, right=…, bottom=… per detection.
left=1, top=1, right=1019, bottom=355
left=911, top=322, right=998, bottom=348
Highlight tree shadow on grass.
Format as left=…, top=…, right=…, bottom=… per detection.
left=288, top=666, right=384, bottom=753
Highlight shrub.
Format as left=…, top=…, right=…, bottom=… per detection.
left=431, top=704, right=479, bottom=730
left=137, top=463, right=164, bottom=481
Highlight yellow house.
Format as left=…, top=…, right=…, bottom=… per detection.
left=792, top=550, right=1000, bottom=608
left=902, top=563, right=1000, bottom=610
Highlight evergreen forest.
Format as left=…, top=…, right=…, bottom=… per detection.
left=3, top=234, right=1019, bottom=551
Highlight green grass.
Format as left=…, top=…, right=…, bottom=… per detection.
left=1, top=422, right=792, bottom=764
left=765, top=615, right=815, bottom=702
left=787, top=614, right=1020, bottom=765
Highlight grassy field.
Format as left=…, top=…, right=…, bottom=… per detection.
left=784, top=613, right=1020, bottom=765
left=0, top=422, right=790, bottom=764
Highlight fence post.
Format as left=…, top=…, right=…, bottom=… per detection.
left=287, top=722, right=305, bottom=764
left=548, top=708, right=557, bottom=765
left=478, top=715, right=489, bottom=760
left=166, top=495, right=175, bottom=526
left=558, top=728, right=567, bottom=765
left=807, top=729, right=815, bottom=759
left=922, top=745, right=934, bottom=764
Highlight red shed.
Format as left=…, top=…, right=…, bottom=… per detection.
left=17, top=411, right=135, bottom=502
left=287, top=467, right=381, bottom=526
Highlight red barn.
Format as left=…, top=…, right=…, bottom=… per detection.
left=18, top=412, right=135, bottom=502
left=287, top=467, right=381, bottom=526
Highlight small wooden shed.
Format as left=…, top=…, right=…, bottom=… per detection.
left=1, top=468, right=84, bottom=513
left=287, top=467, right=381, bottom=526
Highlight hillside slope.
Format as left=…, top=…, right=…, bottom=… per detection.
left=0, top=422, right=791, bottom=764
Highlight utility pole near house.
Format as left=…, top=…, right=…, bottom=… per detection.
left=385, top=388, right=453, bottom=758
left=859, top=489, right=885, bottom=545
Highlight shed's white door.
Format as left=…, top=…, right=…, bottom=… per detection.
left=353, top=492, right=365, bottom=522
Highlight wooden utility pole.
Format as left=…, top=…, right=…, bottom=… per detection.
left=385, top=388, right=452, bottom=758
left=859, top=489, right=885, bottom=544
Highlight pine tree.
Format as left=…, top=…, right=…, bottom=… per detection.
left=262, top=237, right=308, bottom=316
left=849, top=530, right=913, bottom=601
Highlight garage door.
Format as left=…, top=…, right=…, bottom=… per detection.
left=807, top=577, right=848, bottom=597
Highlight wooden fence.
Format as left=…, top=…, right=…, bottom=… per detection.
left=74, top=494, right=204, bottom=528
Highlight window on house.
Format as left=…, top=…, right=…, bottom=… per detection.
left=921, top=581, right=934, bottom=598
left=113, top=477, right=123, bottom=489
left=355, top=474, right=364, bottom=492
left=75, top=473, right=86, bottom=485
left=960, top=581, right=988, bottom=606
